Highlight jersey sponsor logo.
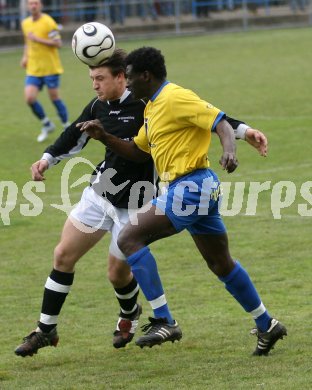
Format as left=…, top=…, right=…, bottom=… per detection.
left=109, top=110, right=121, bottom=115
left=118, top=116, right=135, bottom=122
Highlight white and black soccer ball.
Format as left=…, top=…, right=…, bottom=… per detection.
left=72, top=22, right=115, bottom=66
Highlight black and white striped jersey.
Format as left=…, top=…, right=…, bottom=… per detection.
left=43, top=90, right=154, bottom=209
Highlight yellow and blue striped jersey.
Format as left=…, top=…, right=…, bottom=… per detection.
left=22, top=13, right=63, bottom=77
left=134, top=82, right=225, bottom=182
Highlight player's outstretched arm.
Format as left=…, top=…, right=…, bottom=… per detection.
left=215, top=119, right=239, bottom=174
left=77, top=119, right=150, bottom=163
left=225, top=116, right=268, bottom=157
left=245, top=128, right=268, bottom=157
left=31, top=159, right=49, bottom=181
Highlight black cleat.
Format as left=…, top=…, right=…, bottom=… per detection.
left=113, top=304, right=142, bottom=349
left=252, top=318, right=287, bottom=356
left=14, top=328, right=59, bottom=357
left=135, top=317, right=182, bottom=348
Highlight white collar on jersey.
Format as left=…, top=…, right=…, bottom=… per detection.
left=107, top=89, right=131, bottom=105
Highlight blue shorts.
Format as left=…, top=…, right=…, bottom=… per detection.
left=25, top=74, right=60, bottom=90
left=152, top=169, right=226, bottom=235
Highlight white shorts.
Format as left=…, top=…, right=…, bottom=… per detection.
left=70, top=186, right=131, bottom=260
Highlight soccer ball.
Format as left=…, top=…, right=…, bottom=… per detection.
left=72, top=22, right=115, bottom=66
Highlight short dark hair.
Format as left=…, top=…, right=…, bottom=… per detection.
left=126, top=47, right=167, bottom=80
left=89, top=48, right=127, bottom=76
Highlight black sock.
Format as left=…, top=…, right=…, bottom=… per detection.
left=114, top=277, right=139, bottom=319
left=38, top=268, right=74, bottom=333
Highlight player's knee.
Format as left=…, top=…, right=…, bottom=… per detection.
left=53, top=244, right=76, bottom=271
left=26, top=96, right=36, bottom=105
left=117, top=229, right=138, bottom=257
left=205, top=255, right=235, bottom=277
left=107, top=269, right=118, bottom=285
left=107, top=263, right=130, bottom=286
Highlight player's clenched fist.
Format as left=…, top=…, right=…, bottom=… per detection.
left=31, top=159, right=49, bottom=181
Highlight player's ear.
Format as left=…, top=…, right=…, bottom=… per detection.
left=116, top=71, right=125, bottom=80
left=142, top=70, right=151, bottom=82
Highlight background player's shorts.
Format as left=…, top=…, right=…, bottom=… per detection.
left=152, top=168, right=226, bottom=235
left=70, top=186, right=131, bottom=260
left=25, top=74, right=60, bottom=90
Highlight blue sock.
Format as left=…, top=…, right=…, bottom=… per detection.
left=30, top=101, right=45, bottom=120
left=127, top=247, right=174, bottom=324
left=53, top=99, right=68, bottom=123
left=219, top=261, right=271, bottom=332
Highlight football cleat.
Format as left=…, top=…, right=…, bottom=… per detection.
left=14, top=327, right=59, bottom=357
left=37, top=122, right=55, bottom=142
left=113, top=304, right=142, bottom=349
left=252, top=318, right=287, bottom=356
left=135, top=317, right=182, bottom=348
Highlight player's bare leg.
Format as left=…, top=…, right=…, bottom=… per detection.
left=15, top=217, right=106, bottom=357
left=53, top=217, right=105, bottom=272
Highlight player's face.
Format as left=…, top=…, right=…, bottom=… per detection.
left=28, top=0, right=42, bottom=15
left=126, top=65, right=148, bottom=99
left=89, top=67, right=124, bottom=101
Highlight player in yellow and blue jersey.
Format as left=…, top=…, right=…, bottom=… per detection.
left=21, top=0, right=70, bottom=142
left=78, top=47, right=287, bottom=356
left=135, top=81, right=225, bottom=182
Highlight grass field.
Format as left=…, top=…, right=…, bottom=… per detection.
left=1, top=27, right=312, bottom=389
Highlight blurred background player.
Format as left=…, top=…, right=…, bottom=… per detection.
left=21, top=0, right=70, bottom=142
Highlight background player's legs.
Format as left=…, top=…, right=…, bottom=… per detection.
left=24, top=82, right=55, bottom=142
left=24, top=84, right=55, bottom=135
left=47, top=87, right=69, bottom=129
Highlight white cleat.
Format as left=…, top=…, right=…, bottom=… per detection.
left=37, top=122, right=55, bottom=142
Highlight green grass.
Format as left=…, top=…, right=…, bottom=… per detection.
left=1, top=28, right=312, bottom=389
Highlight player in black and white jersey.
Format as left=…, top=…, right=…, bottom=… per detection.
left=14, top=49, right=268, bottom=357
